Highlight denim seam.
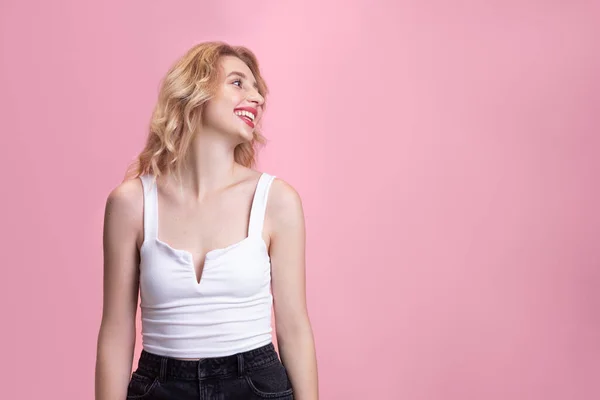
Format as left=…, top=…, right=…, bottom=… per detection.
left=243, top=374, right=294, bottom=399
left=126, top=376, right=160, bottom=399
left=245, top=356, right=279, bottom=372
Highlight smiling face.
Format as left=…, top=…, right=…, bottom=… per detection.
left=200, top=55, right=265, bottom=143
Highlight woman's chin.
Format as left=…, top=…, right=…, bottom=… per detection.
left=236, top=128, right=255, bottom=142
left=217, top=127, right=252, bottom=144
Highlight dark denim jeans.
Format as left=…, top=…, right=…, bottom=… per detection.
left=126, top=343, right=294, bottom=399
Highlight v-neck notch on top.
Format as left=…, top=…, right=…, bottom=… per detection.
left=140, top=172, right=273, bottom=286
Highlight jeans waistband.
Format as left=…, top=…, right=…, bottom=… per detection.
left=137, top=343, right=279, bottom=380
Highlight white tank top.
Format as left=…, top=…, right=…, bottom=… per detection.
left=138, top=172, right=276, bottom=358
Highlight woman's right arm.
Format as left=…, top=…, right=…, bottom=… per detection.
left=95, top=180, right=143, bottom=400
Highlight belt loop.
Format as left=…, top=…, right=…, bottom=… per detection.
left=237, top=353, right=244, bottom=377
left=159, top=358, right=168, bottom=382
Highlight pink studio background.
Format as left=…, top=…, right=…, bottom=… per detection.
left=0, top=0, right=598, bottom=399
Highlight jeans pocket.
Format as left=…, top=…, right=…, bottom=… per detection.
left=126, top=371, right=160, bottom=399
left=244, top=360, right=294, bottom=399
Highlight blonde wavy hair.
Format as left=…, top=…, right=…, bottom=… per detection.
left=125, top=42, right=269, bottom=181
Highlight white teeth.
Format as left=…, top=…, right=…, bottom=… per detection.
left=234, top=110, right=255, bottom=121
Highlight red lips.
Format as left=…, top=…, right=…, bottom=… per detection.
left=234, top=106, right=257, bottom=128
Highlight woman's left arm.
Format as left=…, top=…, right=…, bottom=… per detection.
left=267, top=178, right=319, bottom=400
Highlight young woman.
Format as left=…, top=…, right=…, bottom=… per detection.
left=95, top=42, right=318, bottom=400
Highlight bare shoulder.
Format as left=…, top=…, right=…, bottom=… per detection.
left=104, top=178, right=144, bottom=243
left=105, top=178, right=144, bottom=218
left=267, top=177, right=305, bottom=226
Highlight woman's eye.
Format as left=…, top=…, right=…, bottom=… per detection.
left=233, top=79, right=242, bottom=87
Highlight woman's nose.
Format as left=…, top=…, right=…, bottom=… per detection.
left=247, top=89, right=264, bottom=105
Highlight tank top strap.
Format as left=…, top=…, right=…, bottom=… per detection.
left=139, top=174, right=158, bottom=241
left=248, top=173, right=276, bottom=238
